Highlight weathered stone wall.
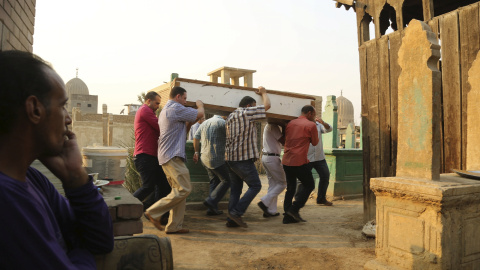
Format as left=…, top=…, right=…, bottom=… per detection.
left=111, top=123, right=134, bottom=147
left=73, top=121, right=104, bottom=149
left=0, top=0, right=35, bottom=52
left=71, top=94, right=98, bottom=114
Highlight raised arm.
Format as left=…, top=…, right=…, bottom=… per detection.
left=255, top=86, right=271, bottom=111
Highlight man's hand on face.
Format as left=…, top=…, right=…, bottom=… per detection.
left=39, top=129, right=89, bottom=189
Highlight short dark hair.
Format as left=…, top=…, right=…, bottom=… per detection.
left=301, top=105, right=315, bottom=114
left=170, top=86, right=187, bottom=99
left=0, top=50, right=54, bottom=135
left=239, top=96, right=256, bottom=107
left=145, top=91, right=159, bottom=101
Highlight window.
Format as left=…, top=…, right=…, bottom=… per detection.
left=88, top=104, right=92, bottom=107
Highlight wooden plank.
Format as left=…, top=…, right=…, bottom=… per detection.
left=359, top=44, right=373, bottom=222
left=377, top=35, right=391, bottom=177
left=388, top=30, right=404, bottom=177
left=459, top=3, right=480, bottom=170
left=440, top=11, right=462, bottom=173
left=423, top=0, right=434, bottom=21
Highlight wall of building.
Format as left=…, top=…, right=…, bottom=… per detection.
left=71, top=93, right=98, bottom=114
left=0, top=0, right=35, bottom=52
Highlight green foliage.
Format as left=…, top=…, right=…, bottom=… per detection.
left=120, top=128, right=142, bottom=194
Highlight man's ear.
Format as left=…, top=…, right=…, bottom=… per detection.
left=25, top=95, right=45, bottom=124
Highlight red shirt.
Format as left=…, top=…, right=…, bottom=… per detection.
left=282, top=115, right=319, bottom=166
left=134, top=104, right=159, bottom=157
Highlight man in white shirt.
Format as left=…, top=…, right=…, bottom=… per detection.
left=257, top=123, right=286, bottom=217
left=307, top=117, right=333, bottom=206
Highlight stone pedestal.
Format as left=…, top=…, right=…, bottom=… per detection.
left=314, top=148, right=363, bottom=199
left=365, top=174, right=480, bottom=269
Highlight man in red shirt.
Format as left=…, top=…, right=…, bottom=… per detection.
left=133, top=91, right=171, bottom=223
left=282, top=105, right=319, bottom=224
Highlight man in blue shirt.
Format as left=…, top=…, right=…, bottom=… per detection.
left=0, top=50, right=113, bottom=269
left=145, top=86, right=204, bottom=234
left=193, top=115, right=230, bottom=216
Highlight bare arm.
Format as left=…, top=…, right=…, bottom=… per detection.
left=255, top=86, right=271, bottom=111
left=193, top=138, right=200, bottom=164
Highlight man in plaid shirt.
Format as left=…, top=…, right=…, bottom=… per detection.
left=225, top=86, right=271, bottom=228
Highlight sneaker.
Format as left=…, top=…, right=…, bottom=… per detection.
left=206, top=209, right=224, bottom=216
left=144, top=212, right=165, bottom=231
left=317, top=199, right=333, bottom=206
left=257, top=201, right=271, bottom=217
left=286, top=210, right=307, bottom=222
left=226, top=220, right=240, bottom=227
left=227, top=212, right=248, bottom=228
left=282, top=213, right=299, bottom=224
left=263, top=212, right=280, bottom=218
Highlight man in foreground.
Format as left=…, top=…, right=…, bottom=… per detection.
left=225, top=86, right=271, bottom=228
left=145, top=86, right=204, bottom=234
left=282, top=105, right=319, bottom=224
left=0, top=50, right=114, bottom=269
left=193, top=115, right=230, bottom=215
left=133, top=91, right=171, bottom=223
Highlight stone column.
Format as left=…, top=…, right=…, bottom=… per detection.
left=322, top=95, right=338, bottom=149
left=221, top=69, right=230, bottom=85
left=102, top=104, right=108, bottom=146
left=345, top=123, right=355, bottom=149
left=230, top=77, right=239, bottom=86
left=244, top=73, right=253, bottom=87
left=467, top=51, right=480, bottom=170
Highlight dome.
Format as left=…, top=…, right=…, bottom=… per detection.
left=65, top=77, right=89, bottom=96
left=336, top=94, right=354, bottom=129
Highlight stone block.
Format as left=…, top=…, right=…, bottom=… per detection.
left=112, top=219, right=143, bottom=237
left=367, top=174, right=480, bottom=269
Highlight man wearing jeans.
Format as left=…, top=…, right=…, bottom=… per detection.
left=307, top=118, right=333, bottom=206
left=145, top=86, right=204, bottom=234
left=282, top=105, right=319, bottom=224
left=225, top=86, right=271, bottom=228
left=133, top=91, right=171, bottom=225
left=193, top=115, right=230, bottom=216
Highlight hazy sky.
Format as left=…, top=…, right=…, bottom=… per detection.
left=33, top=0, right=361, bottom=123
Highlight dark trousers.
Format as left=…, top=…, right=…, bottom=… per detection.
left=283, top=163, right=315, bottom=213
left=133, top=153, right=171, bottom=210
left=309, top=159, right=330, bottom=202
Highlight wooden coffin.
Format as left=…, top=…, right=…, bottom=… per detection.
left=152, top=78, right=316, bottom=124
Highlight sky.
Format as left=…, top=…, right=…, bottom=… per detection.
left=33, top=0, right=361, bottom=124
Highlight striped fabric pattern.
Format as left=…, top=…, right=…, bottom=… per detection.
left=225, top=105, right=266, bottom=161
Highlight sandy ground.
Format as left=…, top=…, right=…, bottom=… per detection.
left=140, top=175, right=375, bottom=269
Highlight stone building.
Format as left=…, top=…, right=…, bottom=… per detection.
left=0, top=1, right=35, bottom=52
left=65, top=72, right=98, bottom=114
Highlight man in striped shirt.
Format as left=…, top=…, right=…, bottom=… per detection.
left=145, top=86, right=204, bottom=234
left=225, top=86, right=271, bottom=228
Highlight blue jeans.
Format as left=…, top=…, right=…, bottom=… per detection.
left=226, top=159, right=262, bottom=216
left=133, top=154, right=171, bottom=210
left=203, top=163, right=230, bottom=209
left=309, top=159, right=330, bottom=202
left=283, top=163, right=315, bottom=213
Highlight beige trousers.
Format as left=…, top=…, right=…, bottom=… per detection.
left=146, top=157, right=192, bottom=232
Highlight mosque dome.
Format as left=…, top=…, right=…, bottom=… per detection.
left=65, top=77, right=89, bottom=96
left=336, top=93, right=354, bottom=129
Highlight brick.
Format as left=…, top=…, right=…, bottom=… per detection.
left=25, top=0, right=35, bottom=17
left=8, top=30, right=21, bottom=50
left=117, top=203, right=143, bottom=219
left=0, top=23, right=3, bottom=51
left=18, top=30, right=30, bottom=49
left=112, top=219, right=143, bottom=237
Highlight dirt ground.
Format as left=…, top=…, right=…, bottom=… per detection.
left=141, top=175, right=375, bottom=270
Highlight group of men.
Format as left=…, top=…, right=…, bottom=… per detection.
left=0, top=50, right=333, bottom=267
left=134, top=83, right=333, bottom=230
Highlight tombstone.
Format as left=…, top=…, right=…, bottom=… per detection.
left=322, top=95, right=338, bottom=149
left=365, top=20, right=480, bottom=270
left=345, top=123, right=356, bottom=149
